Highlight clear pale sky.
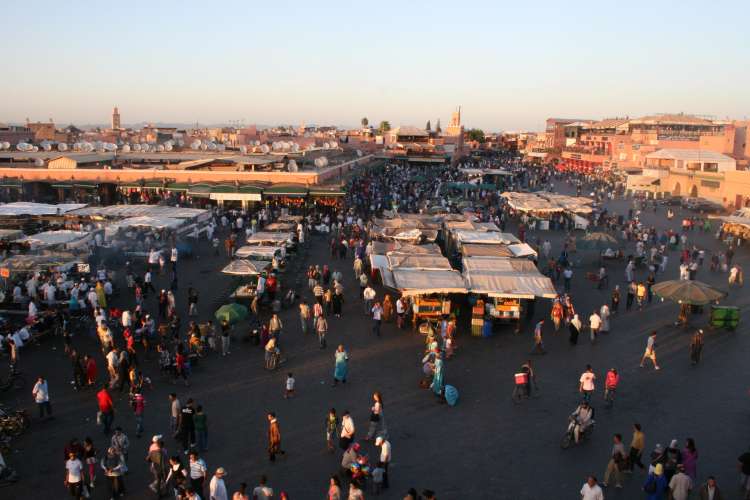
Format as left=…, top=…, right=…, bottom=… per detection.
left=2, top=0, right=748, bottom=131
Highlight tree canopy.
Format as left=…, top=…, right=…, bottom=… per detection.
left=361, top=117, right=369, bottom=127
left=378, top=120, right=391, bottom=133
left=466, top=128, right=485, bottom=143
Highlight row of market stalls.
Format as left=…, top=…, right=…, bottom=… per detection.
left=501, top=191, right=594, bottom=230
left=715, top=208, right=750, bottom=241
left=1, top=177, right=345, bottom=211
left=368, top=212, right=556, bottom=334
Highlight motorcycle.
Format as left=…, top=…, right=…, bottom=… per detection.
left=561, top=416, right=595, bottom=449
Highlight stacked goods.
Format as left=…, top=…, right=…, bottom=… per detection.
left=710, top=306, right=740, bottom=330
left=471, top=299, right=485, bottom=337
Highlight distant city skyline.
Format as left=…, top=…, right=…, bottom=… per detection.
left=2, top=1, right=749, bottom=131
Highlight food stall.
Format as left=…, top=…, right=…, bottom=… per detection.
left=462, top=256, right=556, bottom=333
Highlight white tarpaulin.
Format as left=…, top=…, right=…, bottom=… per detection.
left=106, top=215, right=184, bottom=233
left=0, top=202, right=87, bottom=216
left=16, top=230, right=92, bottom=250
left=70, top=205, right=210, bottom=221
left=454, top=230, right=520, bottom=245
left=246, top=232, right=292, bottom=245
left=235, top=245, right=282, bottom=260
left=392, top=268, right=467, bottom=296
left=462, top=257, right=556, bottom=299
left=387, top=253, right=452, bottom=270
left=221, top=259, right=269, bottom=275
left=508, top=243, right=538, bottom=258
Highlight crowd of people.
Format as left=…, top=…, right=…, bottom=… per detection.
left=0, top=150, right=747, bottom=499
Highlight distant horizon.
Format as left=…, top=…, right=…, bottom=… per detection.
left=4, top=109, right=749, bottom=136
left=2, top=1, right=748, bottom=131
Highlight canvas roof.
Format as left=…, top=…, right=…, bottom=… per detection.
left=221, top=259, right=269, bottom=275
left=392, top=268, right=467, bottom=296
left=386, top=253, right=452, bottom=270
left=246, top=232, right=292, bottom=245
left=15, top=230, right=92, bottom=250
left=234, top=245, right=281, bottom=259
left=70, top=204, right=208, bottom=220
left=645, top=149, right=734, bottom=162
left=462, top=257, right=556, bottom=299
left=453, top=230, right=520, bottom=245
left=370, top=241, right=442, bottom=255
left=0, top=202, right=87, bottom=216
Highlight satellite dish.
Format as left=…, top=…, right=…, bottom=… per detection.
left=133, top=143, right=142, bottom=152
left=1, top=142, right=10, bottom=150
left=239, top=145, right=247, bottom=154
left=260, top=144, right=270, bottom=154
left=121, top=144, right=131, bottom=153
left=291, top=143, right=300, bottom=152
left=32, top=146, right=39, bottom=152
left=200, top=143, right=208, bottom=151
left=165, top=143, right=173, bottom=151
left=58, top=143, right=68, bottom=152
left=156, top=145, right=164, bottom=152
left=34, top=158, right=45, bottom=167
left=356, top=149, right=363, bottom=157
left=41, top=141, right=52, bottom=151
left=287, top=159, right=298, bottom=172
left=177, top=139, right=185, bottom=147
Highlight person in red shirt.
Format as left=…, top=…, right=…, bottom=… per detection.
left=174, top=347, right=189, bottom=387
left=604, top=368, right=620, bottom=407
left=96, top=385, right=114, bottom=434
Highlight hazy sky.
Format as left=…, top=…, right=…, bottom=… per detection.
left=2, top=1, right=748, bottom=131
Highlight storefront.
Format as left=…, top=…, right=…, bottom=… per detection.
left=263, top=184, right=308, bottom=213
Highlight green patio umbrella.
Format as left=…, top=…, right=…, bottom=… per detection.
left=215, top=303, right=249, bottom=324
left=652, top=279, right=727, bottom=306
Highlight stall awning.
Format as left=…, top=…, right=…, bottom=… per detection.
left=208, top=185, right=262, bottom=201
left=74, top=182, right=99, bottom=189
left=187, top=184, right=212, bottom=198
left=263, top=185, right=308, bottom=197
left=0, top=178, right=22, bottom=188
left=462, top=257, right=556, bottom=299
left=392, top=268, right=467, bottom=296
left=50, top=181, right=74, bottom=189
left=166, top=182, right=189, bottom=192
left=309, top=188, right=345, bottom=197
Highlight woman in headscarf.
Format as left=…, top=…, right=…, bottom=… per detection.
left=599, top=304, right=610, bottom=333
left=96, top=281, right=107, bottom=310
left=550, top=299, right=564, bottom=331
left=333, top=345, right=349, bottom=386
left=569, top=314, right=582, bottom=345
left=431, top=352, right=445, bottom=397
left=382, top=295, right=394, bottom=323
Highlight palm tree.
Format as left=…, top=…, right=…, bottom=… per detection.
left=378, top=120, right=391, bottom=133
left=361, top=117, right=369, bottom=128
left=435, top=119, right=442, bottom=133
left=425, top=120, right=431, bottom=131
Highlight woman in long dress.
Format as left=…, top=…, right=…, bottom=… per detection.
left=431, top=353, right=445, bottom=397
left=599, top=304, right=610, bottom=333
left=333, top=345, right=349, bottom=386
left=568, top=314, right=582, bottom=345
left=331, top=291, right=343, bottom=318
left=382, top=295, right=394, bottom=322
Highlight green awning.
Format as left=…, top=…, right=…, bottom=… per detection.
left=50, top=181, right=74, bottom=189
left=263, top=185, right=308, bottom=197
left=210, top=185, right=240, bottom=194
left=166, top=182, right=189, bottom=192
left=239, top=185, right=263, bottom=194
left=74, top=182, right=99, bottom=189
left=309, top=189, right=345, bottom=197
left=187, top=184, right=212, bottom=197
left=0, top=179, right=22, bottom=188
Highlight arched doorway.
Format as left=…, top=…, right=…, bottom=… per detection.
left=672, top=182, right=681, bottom=196
left=689, top=185, right=698, bottom=198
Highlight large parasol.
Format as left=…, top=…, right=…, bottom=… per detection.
left=215, top=303, right=249, bottom=324
left=576, top=231, right=619, bottom=251
left=652, top=279, right=727, bottom=306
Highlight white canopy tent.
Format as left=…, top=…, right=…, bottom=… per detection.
left=462, top=257, right=556, bottom=299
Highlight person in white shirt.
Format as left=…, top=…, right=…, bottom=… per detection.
left=252, top=475, right=273, bottom=500
left=363, top=286, right=376, bottom=315
left=589, top=311, right=602, bottom=342
left=580, top=476, right=604, bottom=500
left=209, top=467, right=228, bottom=500
left=579, top=365, right=596, bottom=403
left=27, top=300, right=38, bottom=320
left=32, top=376, right=52, bottom=419
left=87, top=289, right=98, bottom=309
left=340, top=412, right=355, bottom=449
left=104, top=280, right=113, bottom=297
left=121, top=310, right=132, bottom=329
left=65, top=452, right=85, bottom=497
left=374, top=436, right=391, bottom=488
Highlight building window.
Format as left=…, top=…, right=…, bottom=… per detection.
left=686, top=162, right=701, bottom=171
left=700, top=180, right=720, bottom=188
left=703, top=162, right=719, bottom=173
